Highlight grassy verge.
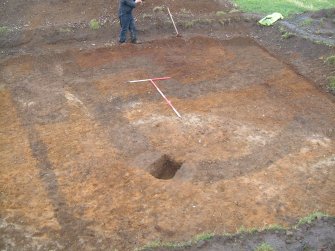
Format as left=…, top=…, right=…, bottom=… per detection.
left=136, top=212, right=331, bottom=251
left=232, top=0, right=335, bottom=17
left=297, top=211, right=328, bottom=225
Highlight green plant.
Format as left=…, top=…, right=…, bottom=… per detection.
left=319, top=17, right=325, bottom=28
left=59, top=27, right=71, bottom=33
left=313, top=40, right=333, bottom=47
left=182, top=20, right=195, bottom=28
left=324, top=9, right=333, bottom=18
left=142, top=13, right=153, bottom=19
left=263, top=224, right=285, bottom=231
left=136, top=240, right=161, bottom=250
left=197, top=19, right=213, bottom=25
left=136, top=213, right=333, bottom=251
left=194, top=232, right=215, bottom=241
left=279, top=26, right=286, bottom=33
left=89, top=19, right=100, bottom=30
left=237, top=226, right=259, bottom=234
left=297, top=211, right=328, bottom=226
left=279, top=26, right=294, bottom=39
left=216, top=11, right=226, bottom=17
left=328, top=76, right=335, bottom=92
left=325, top=55, right=335, bottom=65
left=229, top=8, right=240, bottom=14
left=219, top=18, right=231, bottom=25
left=282, top=32, right=294, bottom=39
left=181, top=18, right=213, bottom=28
left=300, top=18, right=313, bottom=26
left=180, top=8, right=191, bottom=14
left=255, top=242, right=275, bottom=251
left=135, top=240, right=192, bottom=251
left=153, top=6, right=164, bottom=12
left=135, top=233, right=214, bottom=250
left=302, top=245, right=314, bottom=251
left=0, top=26, right=10, bottom=35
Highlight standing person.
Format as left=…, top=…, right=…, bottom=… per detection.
left=118, top=0, right=142, bottom=44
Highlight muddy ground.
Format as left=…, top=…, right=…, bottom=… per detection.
left=0, top=1, right=335, bottom=250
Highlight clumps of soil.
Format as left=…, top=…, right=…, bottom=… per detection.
left=148, top=155, right=182, bottom=180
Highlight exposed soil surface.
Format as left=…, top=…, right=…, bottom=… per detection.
left=0, top=1, right=334, bottom=251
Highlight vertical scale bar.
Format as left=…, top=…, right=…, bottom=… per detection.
left=149, top=79, right=182, bottom=118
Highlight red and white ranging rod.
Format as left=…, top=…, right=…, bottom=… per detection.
left=167, top=7, right=180, bottom=36
left=128, top=77, right=182, bottom=118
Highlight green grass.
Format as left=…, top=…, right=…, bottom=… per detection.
left=181, top=19, right=213, bottom=29
left=89, top=19, right=100, bottom=30
left=254, top=242, right=275, bottom=251
left=153, top=6, right=164, bottom=12
left=282, top=32, right=295, bottom=39
left=297, top=211, right=328, bottom=226
left=180, top=8, right=191, bottom=14
left=181, top=20, right=195, bottom=29
left=135, top=232, right=215, bottom=251
left=313, top=40, right=333, bottom=47
left=142, top=13, right=153, bottom=19
left=0, top=26, right=10, bottom=36
left=328, top=76, right=335, bottom=92
left=136, top=212, right=330, bottom=250
left=237, top=224, right=285, bottom=234
left=237, top=226, right=259, bottom=234
left=216, top=11, right=226, bottom=17
left=262, top=224, right=285, bottom=231
left=194, top=232, right=215, bottom=242
left=325, top=55, right=335, bottom=65
left=229, top=8, right=240, bottom=14
left=59, top=27, right=72, bottom=33
left=233, top=0, right=335, bottom=17
left=300, top=18, right=313, bottom=26
left=135, top=240, right=192, bottom=251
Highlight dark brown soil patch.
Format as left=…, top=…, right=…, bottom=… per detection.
left=148, top=155, right=182, bottom=180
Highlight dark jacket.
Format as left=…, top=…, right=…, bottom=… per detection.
left=118, top=0, right=136, bottom=17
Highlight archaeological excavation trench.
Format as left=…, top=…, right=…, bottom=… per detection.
left=1, top=36, right=334, bottom=250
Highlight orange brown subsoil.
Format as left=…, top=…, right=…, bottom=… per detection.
left=1, top=35, right=334, bottom=250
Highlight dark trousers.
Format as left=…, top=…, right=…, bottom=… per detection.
left=119, top=14, right=137, bottom=43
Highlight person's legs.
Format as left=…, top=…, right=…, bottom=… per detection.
left=129, top=15, right=137, bottom=43
left=119, top=14, right=131, bottom=43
